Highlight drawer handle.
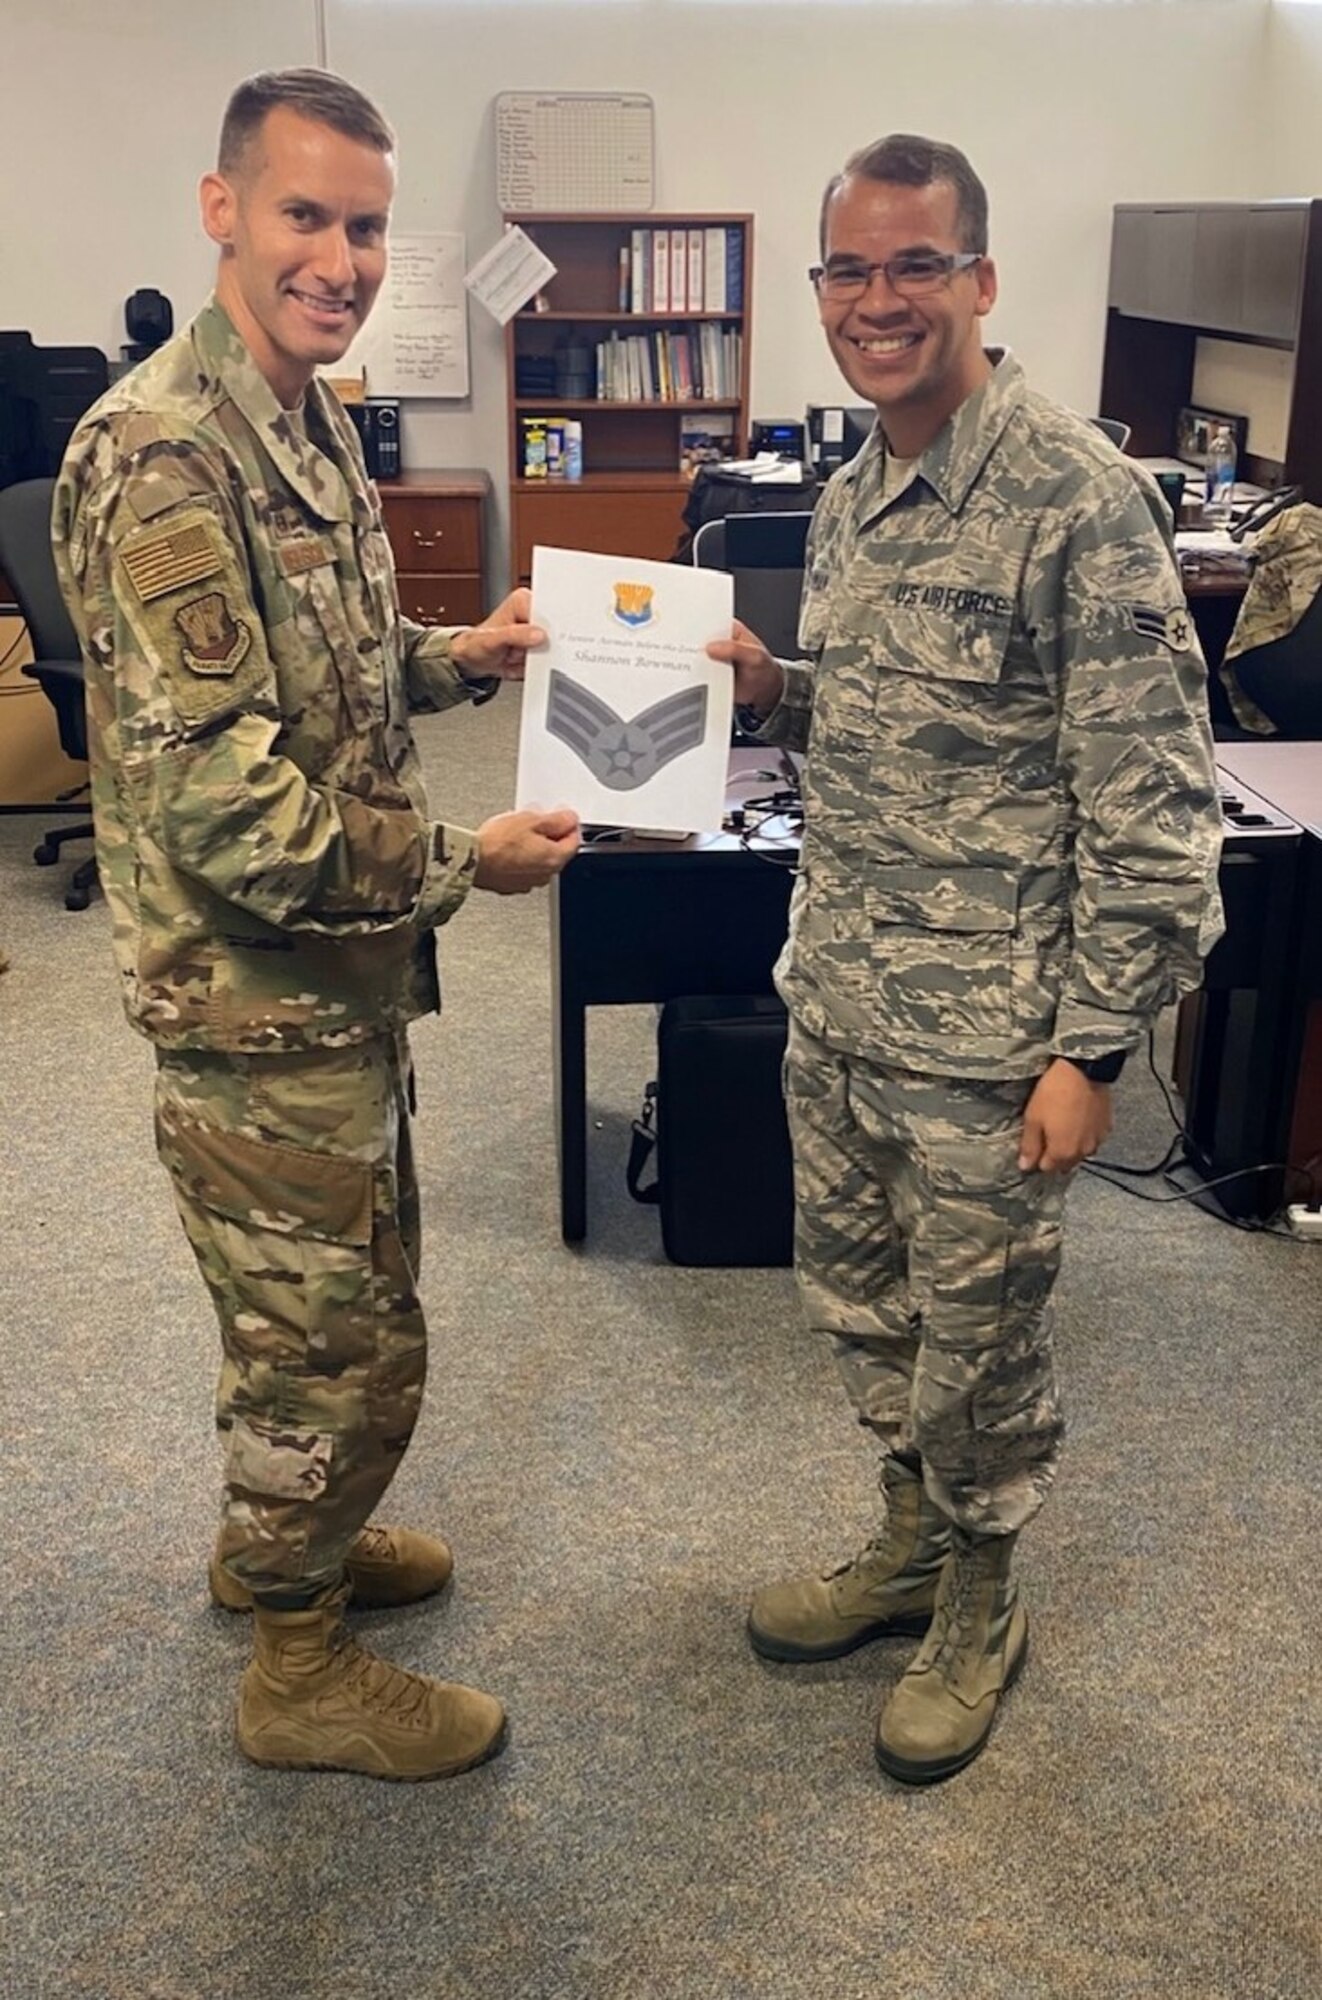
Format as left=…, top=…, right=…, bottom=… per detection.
left=412, top=529, right=445, bottom=548
left=414, top=606, right=446, bottom=622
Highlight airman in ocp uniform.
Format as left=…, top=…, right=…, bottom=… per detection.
left=711, top=134, right=1223, bottom=1783
left=54, top=68, right=579, bottom=1782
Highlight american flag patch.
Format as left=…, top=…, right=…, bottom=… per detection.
left=121, top=522, right=223, bottom=602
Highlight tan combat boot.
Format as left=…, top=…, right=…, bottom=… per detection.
left=875, top=1527, right=1027, bottom=1784
left=747, top=1457, right=950, bottom=1663
left=236, top=1588, right=506, bottom=1780
left=210, top=1523, right=453, bottom=1613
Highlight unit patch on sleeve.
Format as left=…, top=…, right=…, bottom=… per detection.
left=175, top=591, right=252, bottom=677
left=1129, top=604, right=1193, bottom=652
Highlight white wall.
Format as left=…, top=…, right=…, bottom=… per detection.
left=0, top=0, right=318, bottom=358
left=1262, top=2, right=1322, bottom=190
left=2, top=0, right=1283, bottom=566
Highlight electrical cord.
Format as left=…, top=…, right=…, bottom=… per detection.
left=737, top=807, right=802, bottom=868
left=1082, top=1028, right=1319, bottom=1236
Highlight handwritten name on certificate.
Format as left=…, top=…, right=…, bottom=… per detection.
left=515, top=547, right=734, bottom=833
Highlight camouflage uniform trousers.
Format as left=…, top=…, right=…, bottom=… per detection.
left=153, top=1033, right=426, bottom=1601
left=785, top=1018, right=1067, bottom=1537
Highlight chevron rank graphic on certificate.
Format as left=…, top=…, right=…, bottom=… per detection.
left=516, top=546, right=734, bottom=832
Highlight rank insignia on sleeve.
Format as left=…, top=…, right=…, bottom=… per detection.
left=175, top=591, right=252, bottom=676
left=120, top=521, right=224, bottom=602
left=1130, top=604, right=1193, bottom=652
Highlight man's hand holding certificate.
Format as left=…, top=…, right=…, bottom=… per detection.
left=515, top=547, right=735, bottom=834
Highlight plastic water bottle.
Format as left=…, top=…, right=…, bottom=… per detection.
left=1204, top=424, right=1237, bottom=525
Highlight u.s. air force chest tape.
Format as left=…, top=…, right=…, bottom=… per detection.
left=114, top=504, right=272, bottom=728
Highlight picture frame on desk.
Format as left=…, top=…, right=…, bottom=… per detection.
left=1176, top=404, right=1248, bottom=470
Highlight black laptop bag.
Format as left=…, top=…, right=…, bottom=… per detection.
left=627, top=994, right=795, bottom=1267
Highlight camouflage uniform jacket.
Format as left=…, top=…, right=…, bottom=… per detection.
left=1220, top=499, right=1322, bottom=733
left=756, top=350, right=1224, bottom=1079
left=53, top=299, right=485, bottom=1053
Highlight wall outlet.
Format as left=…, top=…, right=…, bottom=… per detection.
left=1285, top=1204, right=1322, bottom=1241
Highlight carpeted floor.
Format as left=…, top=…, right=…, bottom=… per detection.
left=1, top=689, right=1317, bottom=2000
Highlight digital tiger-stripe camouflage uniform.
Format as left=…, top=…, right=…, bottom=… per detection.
left=53, top=297, right=506, bottom=1775
left=745, top=348, right=1224, bottom=1773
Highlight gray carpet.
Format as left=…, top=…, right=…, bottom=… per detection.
left=1, top=690, right=1318, bottom=2000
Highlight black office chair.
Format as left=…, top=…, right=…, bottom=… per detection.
left=0, top=476, right=98, bottom=910
left=692, top=510, right=814, bottom=663
left=1088, top=415, right=1132, bottom=451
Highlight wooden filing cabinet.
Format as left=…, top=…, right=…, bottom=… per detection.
left=377, top=469, right=490, bottom=626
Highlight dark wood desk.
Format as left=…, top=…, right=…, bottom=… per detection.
left=552, top=751, right=797, bottom=1242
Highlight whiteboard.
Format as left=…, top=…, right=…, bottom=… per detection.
left=339, top=232, right=469, bottom=399
left=496, top=93, right=655, bottom=212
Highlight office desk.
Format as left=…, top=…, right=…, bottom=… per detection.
left=553, top=747, right=1315, bottom=1238
left=1213, top=742, right=1322, bottom=1196
left=1217, top=740, right=1322, bottom=837
left=552, top=751, right=797, bottom=1242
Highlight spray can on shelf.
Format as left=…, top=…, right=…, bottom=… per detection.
left=1204, top=423, right=1237, bottom=525
left=563, top=419, right=583, bottom=481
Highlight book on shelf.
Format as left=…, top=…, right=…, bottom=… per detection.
left=703, top=229, right=727, bottom=314
left=726, top=230, right=744, bottom=311
left=687, top=229, right=704, bottom=313
left=652, top=229, right=670, bottom=312
left=630, top=228, right=647, bottom=314
left=669, top=233, right=687, bottom=313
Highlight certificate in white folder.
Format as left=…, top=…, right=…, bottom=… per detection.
left=515, top=546, right=734, bottom=833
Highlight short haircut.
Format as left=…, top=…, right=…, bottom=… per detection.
left=218, top=68, right=396, bottom=176
left=819, top=134, right=989, bottom=257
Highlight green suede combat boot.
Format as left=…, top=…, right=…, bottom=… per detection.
left=875, top=1526, right=1028, bottom=1784
left=210, top=1523, right=453, bottom=1612
left=236, top=1586, right=506, bottom=1781
left=747, top=1456, right=950, bottom=1663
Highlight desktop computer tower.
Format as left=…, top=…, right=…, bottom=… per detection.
left=806, top=404, right=873, bottom=477
left=1176, top=772, right=1303, bottom=1218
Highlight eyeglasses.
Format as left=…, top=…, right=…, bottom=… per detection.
left=808, top=252, right=982, bottom=301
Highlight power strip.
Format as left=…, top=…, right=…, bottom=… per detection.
left=1285, top=1204, right=1322, bottom=1241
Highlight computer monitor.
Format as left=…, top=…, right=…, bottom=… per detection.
left=0, top=333, right=109, bottom=487
left=723, top=511, right=812, bottom=571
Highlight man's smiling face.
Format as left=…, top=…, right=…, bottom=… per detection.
left=201, top=104, right=394, bottom=407
left=818, top=173, right=997, bottom=456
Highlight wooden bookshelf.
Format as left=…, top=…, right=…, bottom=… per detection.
left=503, top=211, right=753, bottom=584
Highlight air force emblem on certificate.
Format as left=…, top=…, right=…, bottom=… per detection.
left=612, top=581, right=655, bottom=629
left=545, top=669, right=707, bottom=790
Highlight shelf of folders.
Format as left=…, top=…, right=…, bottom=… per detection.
left=625, top=222, right=744, bottom=315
